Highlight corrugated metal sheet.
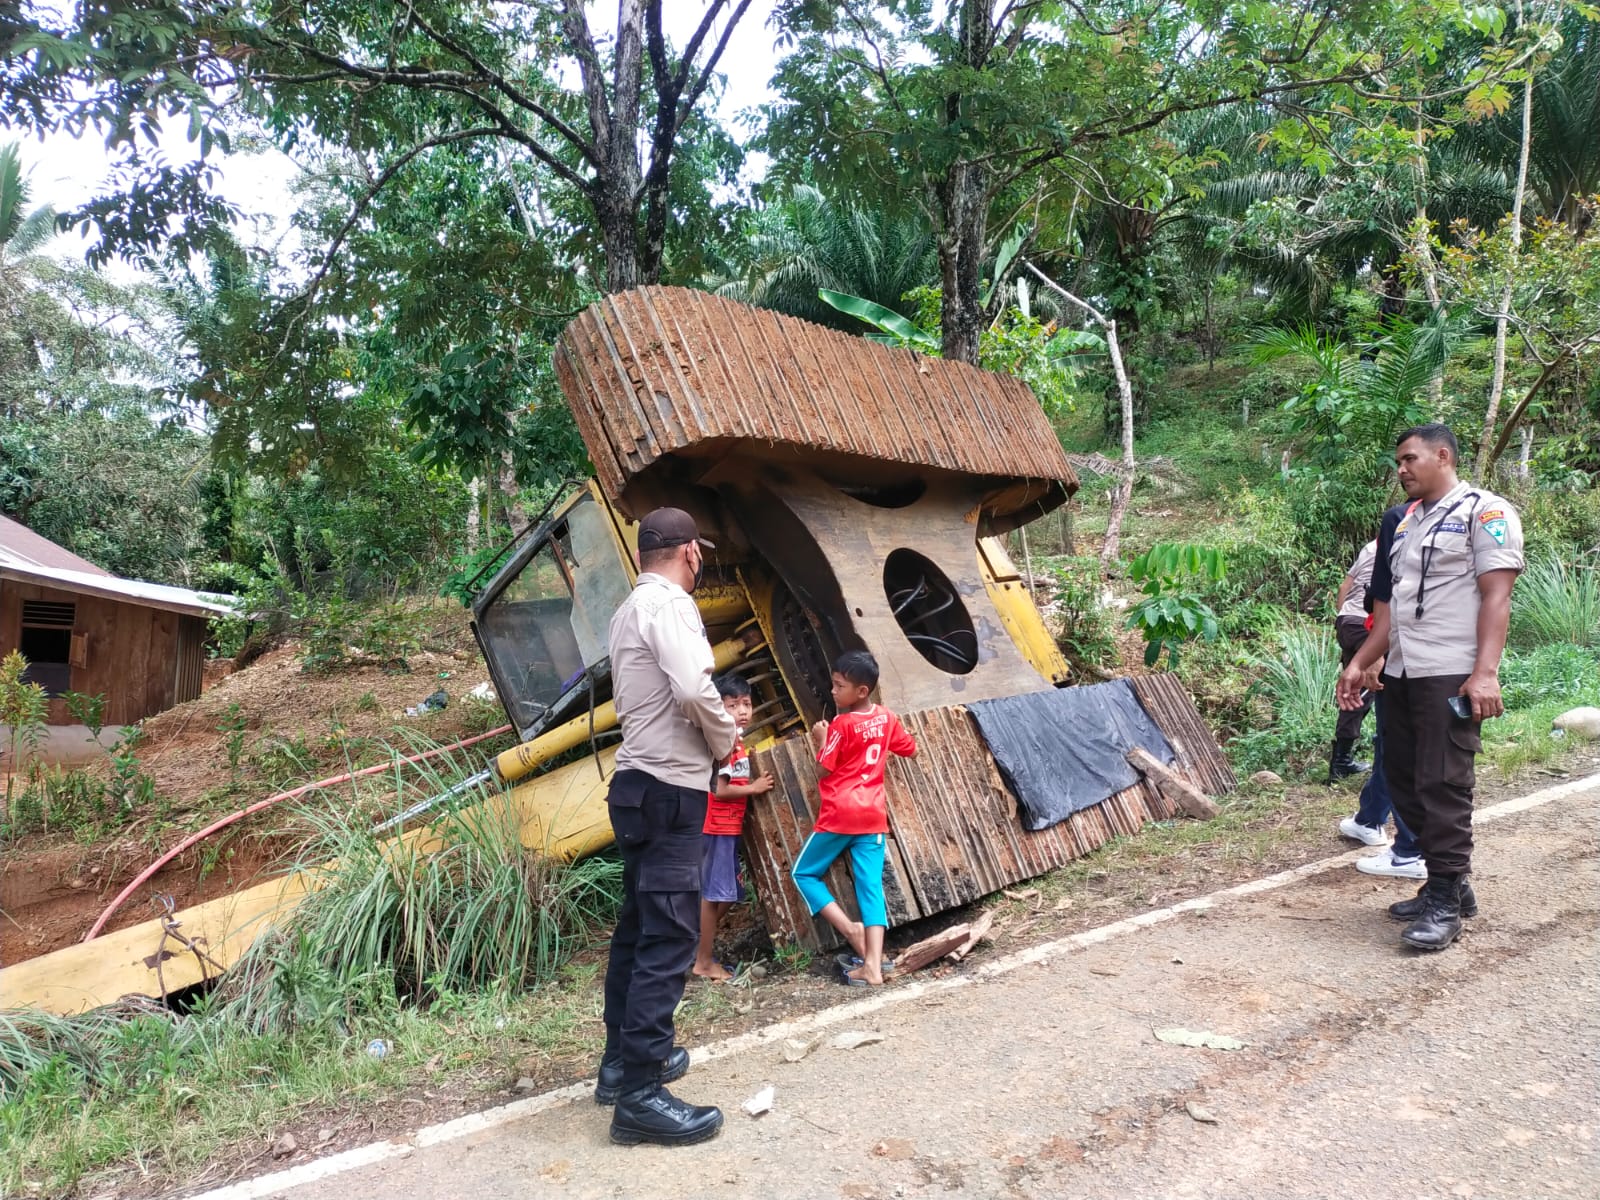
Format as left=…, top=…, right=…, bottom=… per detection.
left=0, top=563, right=238, bottom=620
left=0, top=515, right=111, bottom=576
left=554, top=287, right=1079, bottom=502
left=744, top=673, right=1235, bottom=951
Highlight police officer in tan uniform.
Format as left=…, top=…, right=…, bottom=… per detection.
left=595, top=508, right=737, bottom=1145
left=1338, top=424, right=1524, bottom=951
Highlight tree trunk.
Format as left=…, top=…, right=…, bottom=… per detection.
left=937, top=161, right=988, bottom=364
left=1204, top=281, right=1217, bottom=374
left=1100, top=316, right=1137, bottom=571
left=1402, top=103, right=1449, bottom=406
left=596, top=186, right=643, bottom=292
left=1022, top=262, right=1137, bottom=572
left=1476, top=0, right=1534, bottom=480
left=564, top=0, right=646, bottom=293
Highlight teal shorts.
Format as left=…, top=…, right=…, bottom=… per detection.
left=790, top=831, right=887, bottom=927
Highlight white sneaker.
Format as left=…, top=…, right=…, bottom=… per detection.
left=1355, top=848, right=1427, bottom=879
left=1338, top=816, right=1390, bottom=847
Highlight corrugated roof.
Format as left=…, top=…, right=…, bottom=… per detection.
left=554, top=287, right=1079, bottom=503
left=0, top=562, right=238, bottom=620
left=0, top=514, right=112, bottom=576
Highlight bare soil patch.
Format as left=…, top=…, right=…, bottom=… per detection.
left=3, top=605, right=505, bottom=960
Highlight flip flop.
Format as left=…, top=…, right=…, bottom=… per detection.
left=838, top=964, right=890, bottom=987
left=834, top=952, right=895, bottom=972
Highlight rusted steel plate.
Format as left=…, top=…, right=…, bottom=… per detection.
left=743, top=682, right=1228, bottom=953
left=554, top=287, right=1079, bottom=504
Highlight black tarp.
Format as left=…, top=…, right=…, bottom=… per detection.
left=968, top=681, right=1177, bottom=832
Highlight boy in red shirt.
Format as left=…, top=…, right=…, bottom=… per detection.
left=790, top=650, right=917, bottom=987
left=693, top=674, right=773, bottom=981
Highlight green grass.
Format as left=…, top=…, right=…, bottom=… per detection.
left=1, top=971, right=608, bottom=1198
left=224, top=765, right=624, bottom=1032
left=1509, top=557, right=1600, bottom=649
left=1223, top=623, right=1343, bottom=774
left=1482, top=643, right=1600, bottom=776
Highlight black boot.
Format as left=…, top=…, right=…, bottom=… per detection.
left=1327, top=738, right=1370, bottom=782
left=1400, top=874, right=1465, bottom=951
left=609, top=1080, right=724, bottom=1146
left=594, top=1046, right=690, bottom=1105
left=1389, top=877, right=1478, bottom=921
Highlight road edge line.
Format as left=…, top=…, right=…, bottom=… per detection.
left=186, top=769, right=1600, bottom=1200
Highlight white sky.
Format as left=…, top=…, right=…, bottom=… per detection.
left=13, top=3, right=786, bottom=264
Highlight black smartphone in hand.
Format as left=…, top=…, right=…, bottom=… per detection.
left=1447, top=694, right=1474, bottom=720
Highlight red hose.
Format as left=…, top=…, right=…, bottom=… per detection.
left=83, top=724, right=513, bottom=942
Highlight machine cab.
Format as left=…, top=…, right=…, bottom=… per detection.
left=468, top=484, right=636, bottom=742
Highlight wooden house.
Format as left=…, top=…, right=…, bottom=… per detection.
left=0, top=516, right=236, bottom=725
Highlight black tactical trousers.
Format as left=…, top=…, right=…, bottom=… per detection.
left=1380, top=673, right=1480, bottom=876
left=1334, top=617, right=1375, bottom=741
left=602, top=769, right=705, bottom=1086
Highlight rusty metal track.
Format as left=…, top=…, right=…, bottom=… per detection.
left=743, top=676, right=1231, bottom=952
left=554, top=288, right=1079, bottom=503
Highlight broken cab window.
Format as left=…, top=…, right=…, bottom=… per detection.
left=473, top=494, right=633, bottom=738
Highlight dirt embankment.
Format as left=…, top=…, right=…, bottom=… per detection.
left=2, top=614, right=505, bottom=965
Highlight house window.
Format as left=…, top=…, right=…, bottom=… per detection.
left=19, top=600, right=75, bottom=696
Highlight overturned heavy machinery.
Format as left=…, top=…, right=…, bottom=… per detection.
left=0, top=287, right=1232, bottom=1014
left=473, top=287, right=1234, bottom=949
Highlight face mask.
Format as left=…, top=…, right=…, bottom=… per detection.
left=689, top=545, right=705, bottom=592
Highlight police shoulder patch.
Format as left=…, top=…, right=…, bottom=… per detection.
left=677, top=599, right=704, bottom=633
left=1478, top=508, right=1505, bottom=524
left=1482, top=518, right=1508, bottom=546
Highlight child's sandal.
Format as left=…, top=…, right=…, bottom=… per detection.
left=834, top=952, right=895, bottom=973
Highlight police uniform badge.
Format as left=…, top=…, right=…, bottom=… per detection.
left=1479, top=508, right=1508, bottom=546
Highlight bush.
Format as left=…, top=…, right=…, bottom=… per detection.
left=1516, top=481, right=1600, bottom=560
left=1050, top=556, right=1117, bottom=671
left=1229, top=623, right=1343, bottom=772
left=1500, top=643, right=1600, bottom=710
left=1509, top=556, right=1600, bottom=648
left=223, top=777, right=624, bottom=1032
left=1125, top=543, right=1225, bottom=668
left=1201, top=486, right=1324, bottom=616
left=1175, top=635, right=1269, bottom=743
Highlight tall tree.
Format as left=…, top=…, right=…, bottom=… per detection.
left=767, top=1, right=1493, bottom=363
left=0, top=142, right=59, bottom=420
left=2, top=1, right=755, bottom=290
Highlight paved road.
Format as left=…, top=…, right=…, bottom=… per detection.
left=259, top=782, right=1600, bottom=1200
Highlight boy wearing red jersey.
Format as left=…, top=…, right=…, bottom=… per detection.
left=790, top=650, right=917, bottom=987
left=694, top=674, right=773, bottom=981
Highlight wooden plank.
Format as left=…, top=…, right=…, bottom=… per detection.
left=894, top=923, right=972, bottom=974
left=122, top=611, right=153, bottom=723
left=1126, top=747, right=1220, bottom=819
left=145, top=607, right=179, bottom=716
